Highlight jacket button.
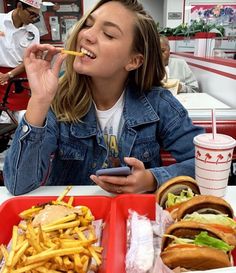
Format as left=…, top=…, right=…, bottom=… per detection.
left=92, top=162, right=97, bottom=168
left=143, top=151, right=149, bottom=158
left=22, top=125, right=28, bottom=133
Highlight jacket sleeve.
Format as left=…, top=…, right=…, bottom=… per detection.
left=149, top=90, right=204, bottom=186
left=3, top=111, right=59, bottom=195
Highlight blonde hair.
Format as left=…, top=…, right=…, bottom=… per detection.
left=52, top=0, right=165, bottom=122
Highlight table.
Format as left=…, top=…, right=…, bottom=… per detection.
left=0, top=185, right=236, bottom=213
left=176, top=93, right=230, bottom=109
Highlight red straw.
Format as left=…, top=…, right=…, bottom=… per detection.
left=211, top=109, right=217, bottom=139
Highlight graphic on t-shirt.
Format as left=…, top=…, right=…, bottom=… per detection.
left=103, top=125, right=121, bottom=167
left=95, top=91, right=124, bottom=167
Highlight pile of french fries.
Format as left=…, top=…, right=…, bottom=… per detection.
left=0, top=187, right=103, bottom=273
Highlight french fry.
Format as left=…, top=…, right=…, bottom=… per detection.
left=0, top=244, right=9, bottom=262
left=36, top=266, right=62, bottom=273
left=68, top=196, right=74, bottom=207
left=61, top=49, right=84, bottom=57
left=19, top=206, right=43, bottom=219
left=74, top=253, right=83, bottom=270
left=11, top=261, right=45, bottom=273
left=56, top=186, right=72, bottom=202
left=42, top=220, right=81, bottom=232
left=25, top=247, right=84, bottom=264
left=88, top=246, right=102, bottom=266
left=11, top=240, right=29, bottom=268
left=6, top=226, right=18, bottom=267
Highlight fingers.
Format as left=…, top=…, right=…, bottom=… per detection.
left=124, top=157, right=145, bottom=170
left=90, top=175, right=129, bottom=194
left=23, top=44, right=65, bottom=77
left=24, top=44, right=61, bottom=61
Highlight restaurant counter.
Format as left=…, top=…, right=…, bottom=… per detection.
left=0, top=185, right=236, bottom=213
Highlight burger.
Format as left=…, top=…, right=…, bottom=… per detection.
left=176, top=194, right=236, bottom=244
left=155, top=176, right=200, bottom=219
left=160, top=195, right=236, bottom=271
left=176, top=194, right=235, bottom=221
left=160, top=221, right=236, bottom=271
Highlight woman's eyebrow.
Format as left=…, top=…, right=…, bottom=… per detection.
left=88, top=14, right=123, bottom=34
left=103, top=21, right=123, bottom=34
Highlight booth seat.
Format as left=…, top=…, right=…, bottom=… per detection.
left=161, top=120, right=236, bottom=166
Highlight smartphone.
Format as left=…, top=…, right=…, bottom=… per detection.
left=96, top=166, right=131, bottom=176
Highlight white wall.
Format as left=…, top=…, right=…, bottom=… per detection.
left=173, top=54, right=236, bottom=108
left=163, top=0, right=183, bottom=28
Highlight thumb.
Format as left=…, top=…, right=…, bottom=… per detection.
left=124, top=157, right=145, bottom=171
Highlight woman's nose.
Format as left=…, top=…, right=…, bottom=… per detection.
left=81, top=27, right=97, bottom=44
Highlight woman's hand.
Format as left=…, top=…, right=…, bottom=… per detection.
left=24, top=44, right=66, bottom=105
left=90, top=157, right=157, bottom=194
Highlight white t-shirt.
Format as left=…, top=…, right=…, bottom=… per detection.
left=95, top=92, right=124, bottom=165
left=0, top=11, right=40, bottom=68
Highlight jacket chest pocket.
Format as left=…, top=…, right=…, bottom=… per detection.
left=131, top=140, right=160, bottom=162
left=58, top=140, right=87, bottom=160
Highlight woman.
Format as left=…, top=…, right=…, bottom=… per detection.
left=4, top=0, right=203, bottom=195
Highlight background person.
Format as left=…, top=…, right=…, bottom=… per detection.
left=4, top=0, right=203, bottom=196
left=0, top=0, right=41, bottom=184
left=0, top=0, right=41, bottom=119
left=160, top=36, right=200, bottom=94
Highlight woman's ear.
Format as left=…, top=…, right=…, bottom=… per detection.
left=125, top=53, right=144, bottom=71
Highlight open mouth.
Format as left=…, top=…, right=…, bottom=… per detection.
left=80, top=47, right=96, bottom=59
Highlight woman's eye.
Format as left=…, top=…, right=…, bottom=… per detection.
left=104, top=33, right=114, bottom=39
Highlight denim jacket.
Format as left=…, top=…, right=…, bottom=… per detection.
left=4, top=84, right=204, bottom=195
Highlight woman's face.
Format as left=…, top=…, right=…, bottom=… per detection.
left=73, top=2, right=140, bottom=79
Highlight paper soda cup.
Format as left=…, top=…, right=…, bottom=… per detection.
left=193, top=133, right=236, bottom=197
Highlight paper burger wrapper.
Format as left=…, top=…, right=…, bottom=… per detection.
left=163, top=79, right=180, bottom=96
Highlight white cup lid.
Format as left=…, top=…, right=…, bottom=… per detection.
left=194, top=133, right=236, bottom=150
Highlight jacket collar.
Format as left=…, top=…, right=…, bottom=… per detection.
left=123, top=84, right=160, bottom=127
left=70, top=84, right=160, bottom=138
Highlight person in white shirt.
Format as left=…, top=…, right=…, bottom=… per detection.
left=160, top=36, right=200, bottom=94
left=0, top=0, right=41, bottom=176
left=0, top=0, right=41, bottom=85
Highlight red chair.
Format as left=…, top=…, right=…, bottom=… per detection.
left=0, top=78, right=30, bottom=153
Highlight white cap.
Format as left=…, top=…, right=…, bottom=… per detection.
left=20, top=0, right=42, bottom=9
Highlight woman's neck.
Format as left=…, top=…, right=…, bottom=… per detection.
left=91, top=79, right=126, bottom=110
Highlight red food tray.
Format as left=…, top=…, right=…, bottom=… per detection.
left=0, top=194, right=235, bottom=272
left=0, top=195, right=112, bottom=273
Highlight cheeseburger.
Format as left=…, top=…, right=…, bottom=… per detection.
left=155, top=176, right=200, bottom=219
left=161, top=221, right=236, bottom=271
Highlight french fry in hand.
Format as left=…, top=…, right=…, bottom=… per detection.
left=61, top=49, right=85, bottom=57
